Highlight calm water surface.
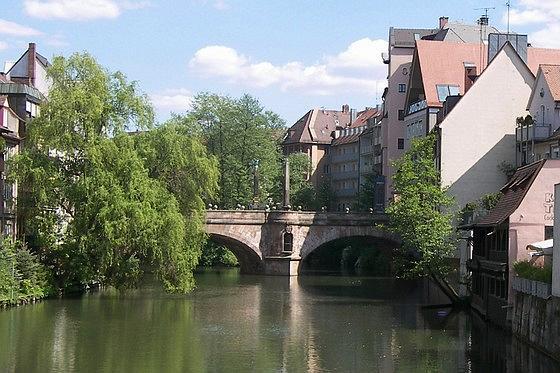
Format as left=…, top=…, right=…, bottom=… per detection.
left=0, top=268, right=559, bottom=372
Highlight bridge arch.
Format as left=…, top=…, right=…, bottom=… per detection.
left=298, top=230, right=400, bottom=275
left=206, top=228, right=264, bottom=274
left=299, top=226, right=400, bottom=261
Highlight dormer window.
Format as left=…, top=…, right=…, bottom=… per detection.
left=436, top=84, right=460, bottom=102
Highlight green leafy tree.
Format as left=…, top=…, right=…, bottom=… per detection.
left=180, top=93, right=285, bottom=208
left=288, top=153, right=315, bottom=209
left=354, top=174, right=379, bottom=211
left=10, top=53, right=207, bottom=292
left=0, top=238, right=50, bottom=303
left=386, top=134, right=461, bottom=303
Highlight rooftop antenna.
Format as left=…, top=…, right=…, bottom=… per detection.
left=506, top=1, right=511, bottom=34
left=474, top=7, right=495, bottom=71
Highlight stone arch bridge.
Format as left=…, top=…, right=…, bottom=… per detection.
left=205, top=210, right=400, bottom=276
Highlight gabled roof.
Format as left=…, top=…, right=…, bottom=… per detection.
left=430, top=22, right=500, bottom=44
left=412, top=40, right=486, bottom=107
left=475, top=160, right=545, bottom=227
left=526, top=48, right=560, bottom=75
left=6, top=47, right=50, bottom=77
left=283, top=108, right=351, bottom=145
left=409, top=41, right=560, bottom=110
left=540, top=65, right=560, bottom=101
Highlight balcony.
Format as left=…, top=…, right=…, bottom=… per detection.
left=331, top=170, right=359, bottom=181
left=407, top=100, right=427, bottom=115
left=516, top=123, right=552, bottom=142
left=331, top=152, right=359, bottom=163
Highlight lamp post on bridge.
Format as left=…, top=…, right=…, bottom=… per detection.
left=251, top=159, right=260, bottom=206
left=283, top=158, right=290, bottom=210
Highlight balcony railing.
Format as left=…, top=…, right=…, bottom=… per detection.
left=407, top=100, right=427, bottom=115
left=516, top=123, right=552, bottom=142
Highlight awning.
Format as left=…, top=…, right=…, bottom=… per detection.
left=527, top=239, right=553, bottom=257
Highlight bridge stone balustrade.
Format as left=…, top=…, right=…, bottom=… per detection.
left=205, top=210, right=400, bottom=276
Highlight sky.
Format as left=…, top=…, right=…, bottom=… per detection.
left=0, top=0, right=558, bottom=125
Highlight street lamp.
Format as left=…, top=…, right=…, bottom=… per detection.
left=251, top=159, right=260, bottom=206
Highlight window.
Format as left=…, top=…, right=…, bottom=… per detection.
left=552, top=146, right=560, bottom=159
left=436, top=84, right=460, bottom=102
left=398, top=84, right=406, bottom=93
left=398, top=109, right=405, bottom=121
left=397, top=138, right=404, bottom=150
left=25, top=101, right=39, bottom=118
left=283, top=232, right=293, bottom=253
left=545, top=226, right=554, bottom=240
left=323, top=164, right=329, bottom=174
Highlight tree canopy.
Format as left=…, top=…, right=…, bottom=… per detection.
left=174, top=93, right=286, bottom=208
left=10, top=53, right=217, bottom=292
left=386, top=134, right=456, bottom=281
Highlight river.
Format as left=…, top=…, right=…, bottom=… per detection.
left=0, top=268, right=559, bottom=372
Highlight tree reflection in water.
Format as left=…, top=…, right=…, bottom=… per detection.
left=0, top=269, right=558, bottom=372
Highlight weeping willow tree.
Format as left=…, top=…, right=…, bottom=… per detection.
left=10, top=53, right=217, bottom=292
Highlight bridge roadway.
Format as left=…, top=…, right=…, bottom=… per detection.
left=205, top=210, right=400, bottom=276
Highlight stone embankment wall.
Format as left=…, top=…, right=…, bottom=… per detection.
left=512, top=291, right=560, bottom=360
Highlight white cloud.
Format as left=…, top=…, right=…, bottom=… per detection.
left=189, top=38, right=388, bottom=96
left=0, top=41, right=8, bottom=51
left=0, top=19, right=42, bottom=36
left=150, top=88, right=193, bottom=112
left=23, top=0, right=150, bottom=21
left=505, top=0, right=560, bottom=47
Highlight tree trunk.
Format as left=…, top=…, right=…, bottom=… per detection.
left=429, top=271, right=467, bottom=307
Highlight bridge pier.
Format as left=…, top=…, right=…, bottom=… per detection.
left=263, top=257, right=301, bottom=276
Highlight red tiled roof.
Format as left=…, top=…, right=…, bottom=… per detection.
left=475, top=160, right=545, bottom=226
left=415, top=40, right=487, bottom=107
left=539, top=65, right=560, bottom=101
left=349, top=108, right=380, bottom=128
left=332, top=133, right=361, bottom=146
left=414, top=41, right=560, bottom=109
left=527, top=48, right=560, bottom=75
left=283, top=108, right=350, bottom=145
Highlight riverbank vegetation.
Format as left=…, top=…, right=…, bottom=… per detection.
left=0, top=239, right=52, bottom=307
left=9, top=53, right=218, bottom=294
left=386, top=134, right=463, bottom=305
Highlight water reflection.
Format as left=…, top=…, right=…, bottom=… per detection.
left=0, top=268, right=558, bottom=372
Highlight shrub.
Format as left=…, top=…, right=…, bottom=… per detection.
left=513, top=261, right=552, bottom=284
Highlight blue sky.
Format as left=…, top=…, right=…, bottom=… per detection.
left=0, top=0, right=557, bottom=125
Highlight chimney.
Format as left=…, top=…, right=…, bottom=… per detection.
left=350, top=108, right=357, bottom=125
left=27, top=43, right=36, bottom=87
left=342, top=104, right=349, bottom=113
left=439, top=16, right=449, bottom=29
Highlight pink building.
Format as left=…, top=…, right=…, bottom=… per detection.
left=468, top=159, right=560, bottom=326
